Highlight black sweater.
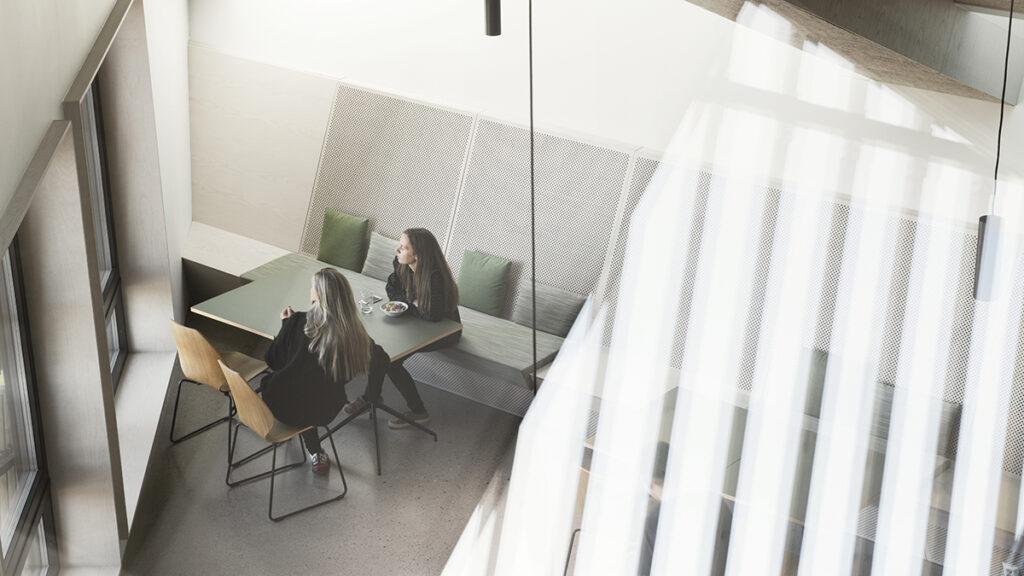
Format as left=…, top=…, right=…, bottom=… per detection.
left=385, top=257, right=461, bottom=324
left=262, top=312, right=389, bottom=427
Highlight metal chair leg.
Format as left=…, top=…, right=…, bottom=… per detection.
left=268, top=443, right=279, bottom=521
left=170, top=379, right=235, bottom=445
left=370, top=405, right=382, bottom=476
left=268, top=428, right=347, bottom=522
left=564, top=528, right=581, bottom=576
left=226, top=426, right=305, bottom=488
left=225, top=422, right=241, bottom=487
left=325, top=426, right=348, bottom=499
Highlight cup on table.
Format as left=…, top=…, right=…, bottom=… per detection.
left=359, top=290, right=374, bottom=314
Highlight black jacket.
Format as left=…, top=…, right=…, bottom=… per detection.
left=262, top=311, right=389, bottom=427
left=386, top=257, right=461, bottom=324
left=386, top=258, right=461, bottom=350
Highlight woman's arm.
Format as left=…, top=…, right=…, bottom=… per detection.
left=386, top=257, right=406, bottom=302
left=264, top=313, right=297, bottom=370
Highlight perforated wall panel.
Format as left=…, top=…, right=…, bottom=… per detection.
left=736, top=188, right=783, bottom=392
left=595, top=158, right=714, bottom=370
left=593, top=156, right=1024, bottom=474
left=300, top=84, right=474, bottom=255
left=1000, top=249, right=1024, bottom=475
left=595, top=156, right=657, bottom=340
left=446, top=119, right=629, bottom=318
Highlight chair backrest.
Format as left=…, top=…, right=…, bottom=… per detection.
left=170, top=320, right=226, bottom=391
left=219, top=360, right=276, bottom=440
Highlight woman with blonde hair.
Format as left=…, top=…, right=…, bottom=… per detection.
left=262, top=267, right=389, bottom=473
left=346, top=227, right=460, bottom=428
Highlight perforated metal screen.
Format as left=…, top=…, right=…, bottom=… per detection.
left=595, top=162, right=1024, bottom=474
left=445, top=119, right=629, bottom=319
left=301, top=84, right=474, bottom=255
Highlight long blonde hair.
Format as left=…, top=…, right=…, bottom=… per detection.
left=304, top=268, right=371, bottom=382
left=397, top=228, right=458, bottom=318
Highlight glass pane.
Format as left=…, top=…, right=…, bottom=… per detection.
left=18, top=517, right=48, bottom=576
left=82, top=85, right=114, bottom=290
left=105, top=299, right=120, bottom=372
left=0, top=251, right=37, bottom=552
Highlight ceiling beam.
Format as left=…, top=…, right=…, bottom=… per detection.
left=956, top=1, right=1024, bottom=18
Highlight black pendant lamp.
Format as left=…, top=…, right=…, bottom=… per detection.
left=485, top=0, right=501, bottom=36
left=975, top=0, right=1016, bottom=301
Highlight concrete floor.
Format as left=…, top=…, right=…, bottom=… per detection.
left=122, top=318, right=520, bottom=575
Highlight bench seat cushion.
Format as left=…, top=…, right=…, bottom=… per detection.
left=453, top=305, right=563, bottom=381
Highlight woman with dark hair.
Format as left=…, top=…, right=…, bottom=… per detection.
left=345, top=227, right=460, bottom=428
left=262, top=267, right=389, bottom=473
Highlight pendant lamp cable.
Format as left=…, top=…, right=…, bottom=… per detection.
left=529, top=0, right=537, bottom=394
left=993, top=0, right=1016, bottom=213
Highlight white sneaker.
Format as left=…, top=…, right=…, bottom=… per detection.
left=310, top=452, right=330, bottom=475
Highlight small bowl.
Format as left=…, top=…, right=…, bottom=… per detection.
left=380, top=301, right=409, bottom=317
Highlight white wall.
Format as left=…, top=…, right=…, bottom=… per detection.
left=2, top=0, right=192, bottom=322
left=0, top=0, right=116, bottom=223
left=189, top=45, right=336, bottom=250
left=144, top=0, right=192, bottom=321
left=188, top=0, right=1024, bottom=231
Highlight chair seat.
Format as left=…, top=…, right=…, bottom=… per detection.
left=264, top=420, right=311, bottom=444
left=220, top=351, right=268, bottom=390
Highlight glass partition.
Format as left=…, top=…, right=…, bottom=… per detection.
left=484, top=1, right=1024, bottom=575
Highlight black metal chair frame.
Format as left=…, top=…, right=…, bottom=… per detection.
left=169, top=378, right=236, bottom=445
left=231, top=397, right=438, bottom=476
left=225, top=422, right=348, bottom=522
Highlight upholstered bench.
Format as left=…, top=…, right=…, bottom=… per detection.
left=404, top=306, right=563, bottom=416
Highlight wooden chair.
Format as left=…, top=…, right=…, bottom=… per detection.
left=220, top=361, right=347, bottom=521
left=169, top=320, right=267, bottom=445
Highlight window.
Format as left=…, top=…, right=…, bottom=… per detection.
left=82, top=79, right=127, bottom=391
left=0, top=241, right=56, bottom=575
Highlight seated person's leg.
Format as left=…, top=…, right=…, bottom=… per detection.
left=301, top=429, right=322, bottom=454
left=389, top=360, right=426, bottom=413
left=387, top=360, right=429, bottom=429
left=301, top=429, right=330, bottom=474
left=346, top=345, right=390, bottom=414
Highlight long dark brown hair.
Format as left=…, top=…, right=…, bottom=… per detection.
left=304, top=268, right=372, bottom=381
left=398, top=228, right=458, bottom=318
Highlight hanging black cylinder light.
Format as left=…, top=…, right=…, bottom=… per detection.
left=485, top=0, right=501, bottom=36
left=974, top=0, right=1015, bottom=301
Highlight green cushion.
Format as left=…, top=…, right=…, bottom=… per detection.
left=317, top=209, right=369, bottom=271
left=458, top=250, right=511, bottom=316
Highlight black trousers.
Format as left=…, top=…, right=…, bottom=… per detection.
left=300, top=429, right=323, bottom=454
left=363, top=359, right=425, bottom=413
left=361, top=332, right=459, bottom=413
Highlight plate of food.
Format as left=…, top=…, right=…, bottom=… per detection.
left=380, top=300, right=409, bottom=317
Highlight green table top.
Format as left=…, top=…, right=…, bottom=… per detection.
left=192, top=253, right=462, bottom=362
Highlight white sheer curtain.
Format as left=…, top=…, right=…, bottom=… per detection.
left=442, top=2, right=1024, bottom=574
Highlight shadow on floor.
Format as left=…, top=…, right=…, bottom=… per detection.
left=122, top=316, right=520, bottom=576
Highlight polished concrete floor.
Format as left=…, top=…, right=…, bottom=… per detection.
left=122, top=318, right=520, bottom=575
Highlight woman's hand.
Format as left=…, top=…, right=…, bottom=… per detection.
left=280, top=306, right=295, bottom=320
